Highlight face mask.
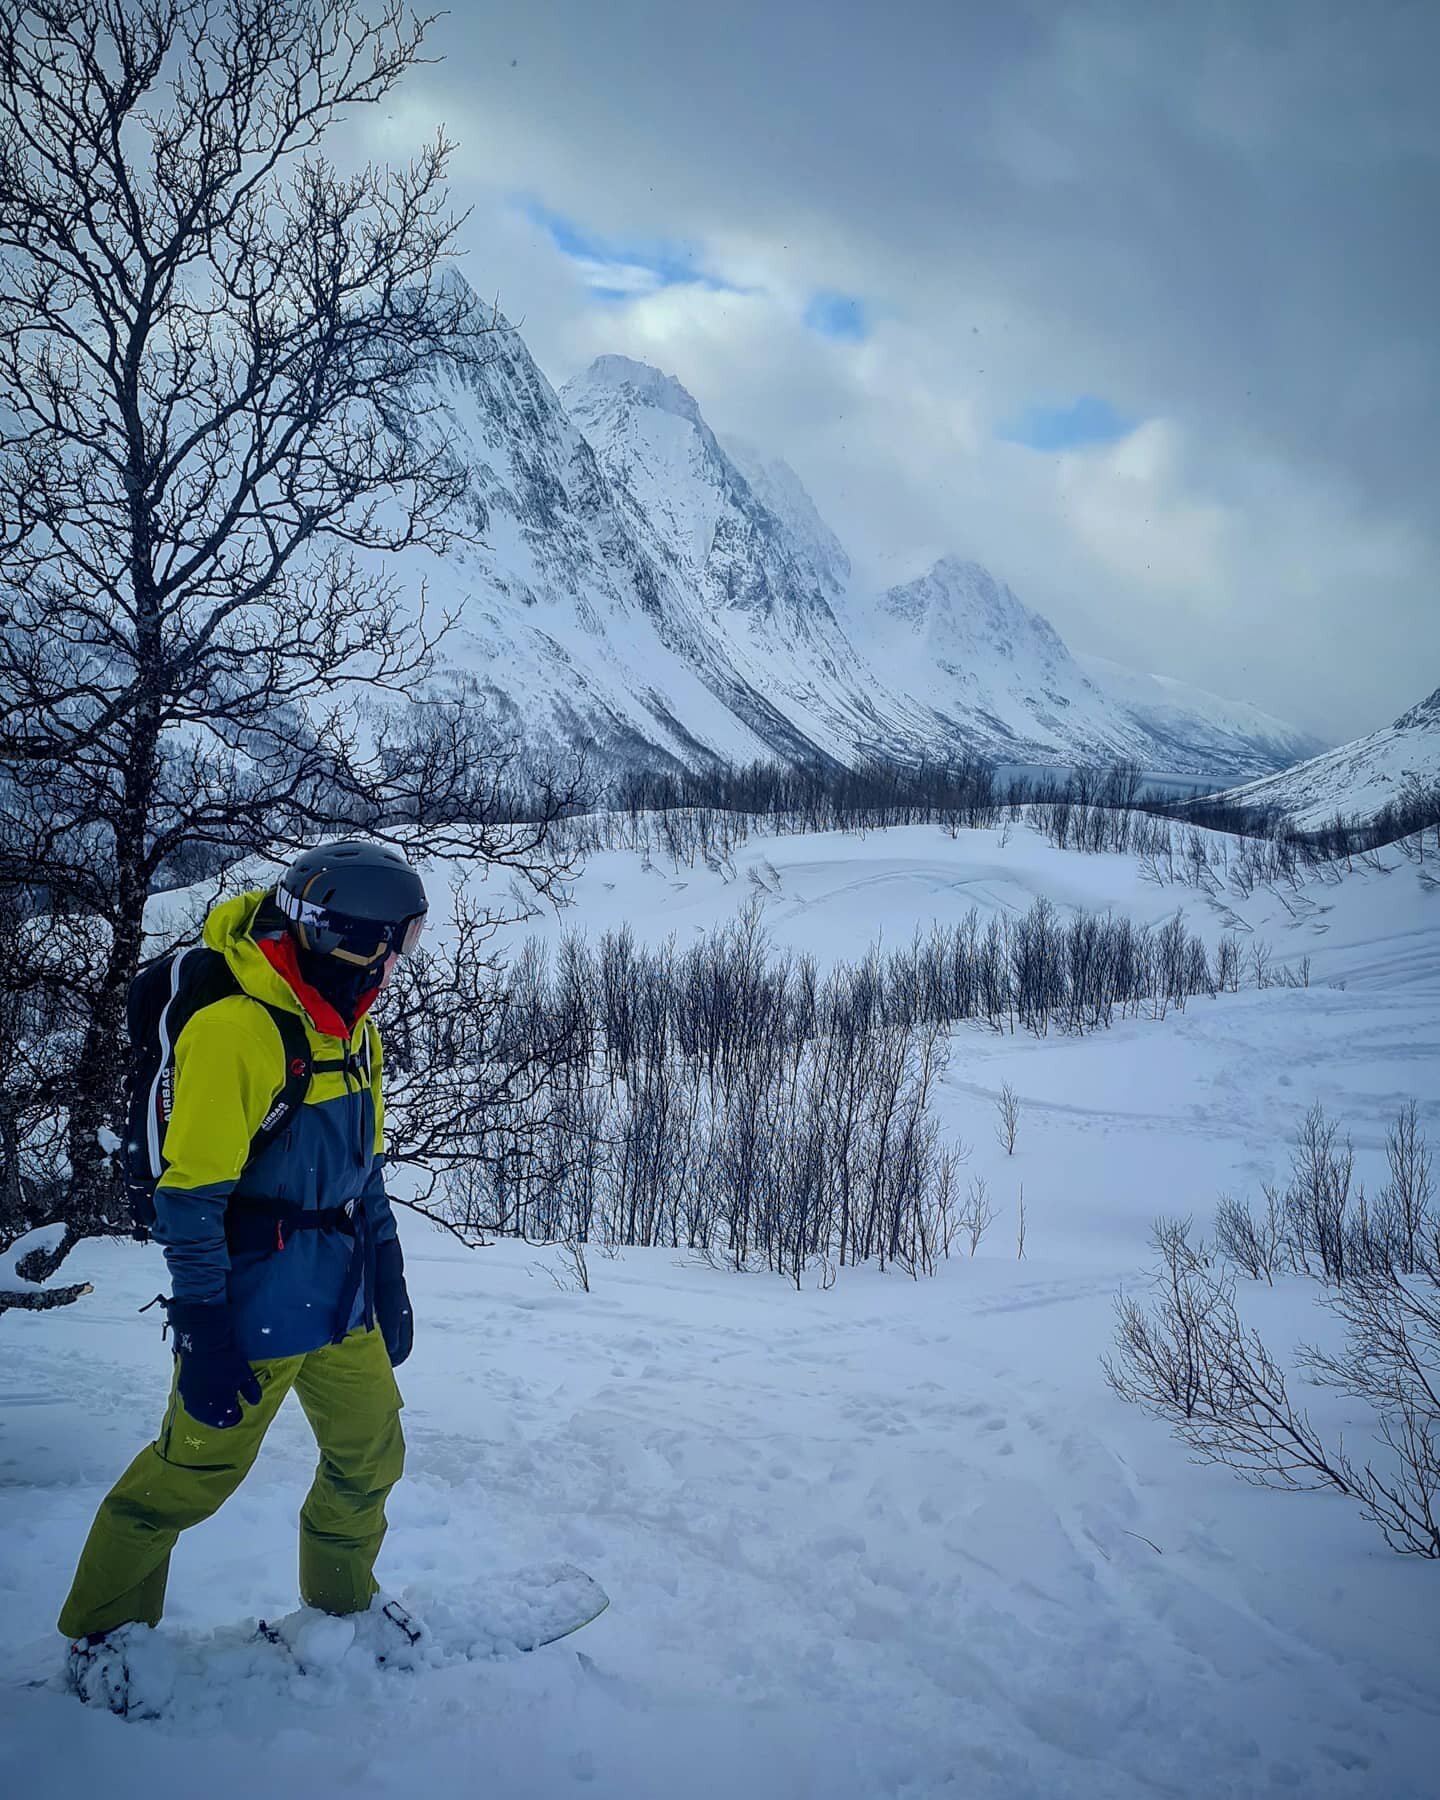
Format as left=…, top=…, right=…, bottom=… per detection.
left=295, top=941, right=385, bottom=1022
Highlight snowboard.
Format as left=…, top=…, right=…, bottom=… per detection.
left=262, top=1561, right=610, bottom=1671
left=38, top=1562, right=610, bottom=1720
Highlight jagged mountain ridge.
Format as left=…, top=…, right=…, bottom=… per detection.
left=398, top=322, right=803, bottom=770
left=399, top=283, right=1320, bottom=778
left=560, top=356, right=959, bottom=766
left=1217, top=687, right=1440, bottom=827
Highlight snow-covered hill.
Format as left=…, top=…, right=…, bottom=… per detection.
left=1216, top=686, right=1440, bottom=827
left=398, top=283, right=1320, bottom=780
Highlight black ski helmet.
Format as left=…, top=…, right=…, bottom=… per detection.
left=275, top=840, right=427, bottom=965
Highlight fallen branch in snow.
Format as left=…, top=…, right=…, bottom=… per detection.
left=0, top=1223, right=92, bottom=1318
left=1121, top=1530, right=1165, bottom=1555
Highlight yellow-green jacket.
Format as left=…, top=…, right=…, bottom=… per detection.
left=154, top=890, right=397, bottom=1359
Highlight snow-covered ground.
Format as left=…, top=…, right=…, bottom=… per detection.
left=3, top=821, right=1438, bottom=1798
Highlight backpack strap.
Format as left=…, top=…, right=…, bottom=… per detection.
left=246, top=1001, right=312, bottom=1159
left=141, top=946, right=235, bottom=1179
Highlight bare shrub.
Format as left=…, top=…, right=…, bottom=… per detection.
left=1377, top=1101, right=1435, bottom=1275
left=960, top=1175, right=998, bottom=1256
left=928, top=1147, right=969, bottom=1260
left=1276, top=1104, right=1358, bottom=1283
left=1109, top=1211, right=1440, bottom=1557
left=1301, top=1252, right=1440, bottom=1557
left=1215, top=934, right=1244, bottom=994
left=995, top=1083, right=1021, bottom=1156
left=543, top=1236, right=591, bottom=1296
left=1250, top=940, right=1274, bottom=989
left=1213, top=1191, right=1286, bottom=1285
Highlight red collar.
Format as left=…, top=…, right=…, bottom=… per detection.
left=256, top=934, right=380, bottom=1041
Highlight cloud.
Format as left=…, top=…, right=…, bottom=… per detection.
left=1056, top=421, right=1229, bottom=592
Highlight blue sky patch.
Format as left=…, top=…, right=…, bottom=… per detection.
left=999, top=394, right=1134, bottom=451
left=804, top=291, right=869, bottom=342
left=515, top=196, right=739, bottom=301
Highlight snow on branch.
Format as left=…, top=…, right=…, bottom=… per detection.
left=0, top=1224, right=92, bottom=1317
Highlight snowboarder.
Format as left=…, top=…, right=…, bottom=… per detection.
left=58, top=841, right=428, bottom=1713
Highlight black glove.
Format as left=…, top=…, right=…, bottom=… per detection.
left=374, top=1238, right=413, bottom=1367
left=168, top=1301, right=262, bottom=1430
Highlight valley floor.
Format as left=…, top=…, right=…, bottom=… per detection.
left=3, top=822, right=1437, bottom=1798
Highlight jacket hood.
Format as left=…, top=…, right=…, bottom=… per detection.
left=203, top=888, right=378, bottom=1040
left=203, top=888, right=316, bottom=1020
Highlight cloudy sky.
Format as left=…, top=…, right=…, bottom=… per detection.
left=366, top=0, right=1439, bottom=743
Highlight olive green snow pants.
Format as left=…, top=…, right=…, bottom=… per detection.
left=58, top=1325, right=404, bottom=1640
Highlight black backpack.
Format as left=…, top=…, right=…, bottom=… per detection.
left=122, top=945, right=313, bottom=1240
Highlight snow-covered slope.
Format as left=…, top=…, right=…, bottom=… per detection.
left=393, top=287, right=1317, bottom=781
left=1216, top=686, right=1440, bottom=827
left=846, top=560, right=1322, bottom=777
left=400, top=314, right=775, bottom=772
left=1078, top=654, right=1325, bottom=775
left=852, top=557, right=1146, bottom=766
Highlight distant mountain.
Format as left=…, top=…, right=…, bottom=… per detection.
left=392, top=282, right=1320, bottom=780
left=1216, top=687, right=1440, bottom=827
left=1077, top=655, right=1325, bottom=776
left=842, top=559, right=1324, bottom=775
left=848, top=556, right=1130, bottom=762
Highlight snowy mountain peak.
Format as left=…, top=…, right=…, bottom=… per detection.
left=877, top=556, right=1066, bottom=660
left=572, top=355, right=707, bottom=430
left=1394, top=685, right=1440, bottom=732
left=846, top=554, right=1327, bottom=773
left=562, top=356, right=842, bottom=628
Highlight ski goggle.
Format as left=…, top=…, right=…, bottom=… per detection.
left=277, top=891, right=427, bottom=966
